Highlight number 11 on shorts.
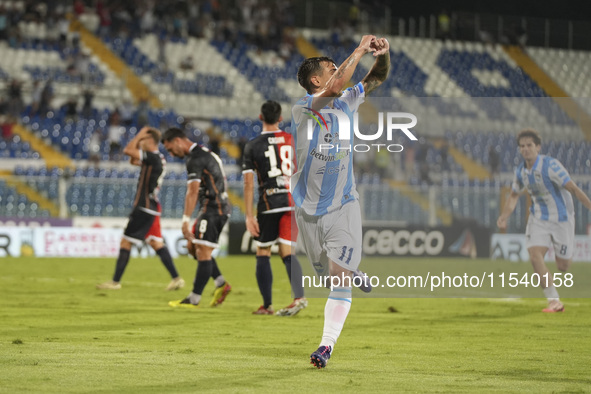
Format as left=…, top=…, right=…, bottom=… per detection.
left=339, top=246, right=353, bottom=265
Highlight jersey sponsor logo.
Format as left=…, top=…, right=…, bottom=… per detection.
left=265, top=188, right=290, bottom=195
left=327, top=164, right=347, bottom=175
left=314, top=165, right=346, bottom=176
left=309, top=147, right=350, bottom=162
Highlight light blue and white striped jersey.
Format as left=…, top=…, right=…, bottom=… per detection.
left=512, top=154, right=573, bottom=222
left=290, top=82, right=365, bottom=216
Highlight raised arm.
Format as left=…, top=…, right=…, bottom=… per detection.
left=362, top=37, right=391, bottom=95
left=312, top=34, right=375, bottom=108
left=123, top=126, right=150, bottom=166
left=565, top=180, right=591, bottom=211
left=497, top=190, right=520, bottom=230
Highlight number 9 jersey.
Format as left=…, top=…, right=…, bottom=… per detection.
left=242, top=130, right=295, bottom=214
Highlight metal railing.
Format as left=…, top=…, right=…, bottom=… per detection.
left=295, top=1, right=591, bottom=50
left=2, top=175, right=590, bottom=234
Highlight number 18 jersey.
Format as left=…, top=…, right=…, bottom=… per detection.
left=242, top=130, right=295, bottom=214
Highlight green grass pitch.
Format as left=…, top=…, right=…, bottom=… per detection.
left=1, top=256, right=590, bottom=393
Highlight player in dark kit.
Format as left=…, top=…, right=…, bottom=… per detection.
left=97, top=127, right=185, bottom=291
left=243, top=100, right=307, bottom=316
left=162, top=127, right=232, bottom=308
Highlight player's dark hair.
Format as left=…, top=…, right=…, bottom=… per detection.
left=517, top=128, right=541, bottom=146
left=162, top=127, right=186, bottom=143
left=146, top=128, right=161, bottom=143
left=260, top=100, right=282, bottom=124
left=297, top=56, right=335, bottom=94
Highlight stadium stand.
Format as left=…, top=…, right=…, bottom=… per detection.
left=1, top=1, right=590, bottom=235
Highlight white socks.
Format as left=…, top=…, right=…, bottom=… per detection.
left=543, top=285, right=560, bottom=301
left=214, top=275, right=225, bottom=288
left=188, top=292, right=202, bottom=305
left=319, top=287, right=352, bottom=349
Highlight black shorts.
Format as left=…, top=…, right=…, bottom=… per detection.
left=123, top=208, right=159, bottom=244
left=256, top=210, right=295, bottom=247
left=192, top=210, right=229, bottom=248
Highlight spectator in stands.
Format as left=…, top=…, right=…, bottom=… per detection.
left=118, top=99, right=135, bottom=127
left=88, top=127, right=103, bottom=168
left=8, top=79, right=24, bottom=118
left=73, top=0, right=85, bottom=18
left=348, top=0, right=360, bottom=29
left=179, top=55, right=194, bottom=71
left=416, top=138, right=432, bottom=184
left=375, top=148, right=389, bottom=179
left=419, top=162, right=432, bottom=184
left=38, top=79, right=54, bottom=117
left=139, top=5, right=154, bottom=35
left=136, top=93, right=150, bottom=126
left=62, top=96, right=78, bottom=121
left=0, top=6, right=8, bottom=41
left=81, top=87, right=94, bottom=118
left=172, top=11, right=187, bottom=38
left=1, top=115, right=15, bottom=140
left=108, top=109, right=124, bottom=160
left=65, top=54, right=77, bottom=75
left=439, top=140, right=450, bottom=172
left=488, top=145, right=500, bottom=179
left=157, top=33, right=166, bottom=65
left=111, top=4, right=132, bottom=38
left=516, top=25, right=527, bottom=49
left=75, top=50, right=91, bottom=80
left=402, top=141, right=415, bottom=176
left=45, top=12, right=59, bottom=45
left=218, top=15, right=237, bottom=43
left=7, top=24, right=20, bottom=48
left=329, top=19, right=343, bottom=47
left=506, top=23, right=527, bottom=49
left=278, top=35, right=294, bottom=62
left=237, top=136, right=247, bottom=167
left=209, top=136, right=220, bottom=156
left=30, top=80, right=42, bottom=115
left=479, top=29, right=494, bottom=46
left=57, top=13, right=69, bottom=49
left=437, top=9, right=451, bottom=41
left=97, top=0, right=111, bottom=38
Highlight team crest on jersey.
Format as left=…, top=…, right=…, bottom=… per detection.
left=323, top=132, right=340, bottom=144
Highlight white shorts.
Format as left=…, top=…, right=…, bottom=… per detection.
left=295, top=200, right=362, bottom=275
left=525, top=215, right=574, bottom=260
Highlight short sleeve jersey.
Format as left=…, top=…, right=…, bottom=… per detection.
left=511, top=154, right=574, bottom=222
left=133, top=150, right=165, bottom=214
left=242, top=130, right=295, bottom=214
left=290, top=82, right=365, bottom=216
left=186, top=143, right=231, bottom=216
